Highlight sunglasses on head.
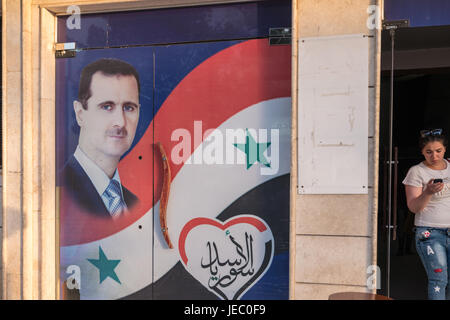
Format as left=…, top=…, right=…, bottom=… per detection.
left=420, top=128, right=443, bottom=137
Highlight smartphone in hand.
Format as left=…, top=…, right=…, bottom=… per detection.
left=434, top=179, right=443, bottom=183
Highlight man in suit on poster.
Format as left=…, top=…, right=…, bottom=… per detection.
left=61, top=58, right=141, bottom=218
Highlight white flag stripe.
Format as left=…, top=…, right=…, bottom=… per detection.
left=154, top=98, right=291, bottom=281
left=61, top=97, right=291, bottom=299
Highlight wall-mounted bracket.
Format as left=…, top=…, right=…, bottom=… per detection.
left=269, top=27, right=291, bottom=45
left=55, top=42, right=77, bottom=58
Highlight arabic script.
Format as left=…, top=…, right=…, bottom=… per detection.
left=201, top=232, right=255, bottom=289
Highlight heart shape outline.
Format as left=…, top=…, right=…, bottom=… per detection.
left=178, top=215, right=274, bottom=300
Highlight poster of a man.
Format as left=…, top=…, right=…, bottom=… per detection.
left=60, top=58, right=141, bottom=218
left=56, top=7, right=291, bottom=299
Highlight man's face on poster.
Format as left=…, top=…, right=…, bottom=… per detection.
left=75, top=71, right=140, bottom=161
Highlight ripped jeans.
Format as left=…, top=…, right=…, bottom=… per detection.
left=415, top=227, right=450, bottom=300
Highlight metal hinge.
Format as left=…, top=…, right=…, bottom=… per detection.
left=269, top=28, right=291, bottom=45
left=55, top=42, right=77, bottom=58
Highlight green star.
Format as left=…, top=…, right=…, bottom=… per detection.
left=234, top=129, right=271, bottom=169
left=87, top=246, right=121, bottom=285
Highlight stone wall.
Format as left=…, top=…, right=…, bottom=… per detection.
left=293, top=0, right=382, bottom=299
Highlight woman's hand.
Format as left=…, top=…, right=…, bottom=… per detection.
left=423, top=179, right=444, bottom=195
left=405, top=180, right=444, bottom=214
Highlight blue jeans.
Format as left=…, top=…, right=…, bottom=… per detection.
left=415, top=227, right=450, bottom=300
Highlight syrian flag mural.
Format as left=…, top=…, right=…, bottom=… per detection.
left=57, top=39, right=291, bottom=300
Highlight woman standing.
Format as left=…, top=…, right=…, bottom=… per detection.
left=403, top=129, right=450, bottom=300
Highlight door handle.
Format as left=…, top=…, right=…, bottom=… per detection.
left=382, top=147, right=388, bottom=238
left=392, top=146, right=398, bottom=241
left=157, top=142, right=173, bottom=249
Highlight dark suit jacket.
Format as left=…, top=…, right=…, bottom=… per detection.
left=60, top=155, right=139, bottom=218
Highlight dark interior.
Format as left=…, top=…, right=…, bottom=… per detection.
left=378, top=25, right=450, bottom=300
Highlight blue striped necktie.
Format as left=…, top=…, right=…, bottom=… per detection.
left=103, top=179, right=126, bottom=217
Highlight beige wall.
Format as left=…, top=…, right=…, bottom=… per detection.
left=292, top=0, right=382, bottom=299
left=3, top=0, right=26, bottom=299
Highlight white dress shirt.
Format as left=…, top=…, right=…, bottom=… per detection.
left=74, top=146, right=128, bottom=217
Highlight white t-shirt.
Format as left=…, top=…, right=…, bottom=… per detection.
left=402, top=159, right=450, bottom=227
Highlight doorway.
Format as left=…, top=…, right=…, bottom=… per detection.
left=378, top=25, right=450, bottom=299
